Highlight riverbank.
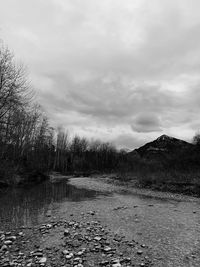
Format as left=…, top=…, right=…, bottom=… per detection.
left=1, top=175, right=200, bottom=266
left=67, top=177, right=200, bottom=266
left=93, top=172, right=200, bottom=198
left=0, top=171, right=50, bottom=188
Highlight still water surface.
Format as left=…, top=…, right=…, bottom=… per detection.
left=0, top=180, right=110, bottom=229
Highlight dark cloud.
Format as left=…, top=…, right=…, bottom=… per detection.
left=131, top=113, right=162, bottom=133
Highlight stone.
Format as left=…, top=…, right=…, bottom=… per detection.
left=5, top=232, right=11, bottom=236
left=112, top=263, right=121, bottom=267
left=111, top=259, right=120, bottom=264
left=8, top=236, right=16, bottom=241
left=74, top=257, right=82, bottom=263
left=64, top=229, right=70, bottom=236
left=94, top=236, right=102, bottom=242
left=39, top=257, right=47, bottom=264
left=89, top=211, right=95, bottom=215
left=18, top=232, right=24, bottom=236
left=62, top=250, right=69, bottom=255
left=77, top=251, right=84, bottom=256
left=66, top=254, right=73, bottom=260
left=1, top=245, right=8, bottom=251
left=103, top=246, right=112, bottom=253
left=4, top=240, right=12, bottom=245
left=33, top=252, right=43, bottom=257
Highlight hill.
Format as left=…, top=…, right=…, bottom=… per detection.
left=131, top=134, right=193, bottom=160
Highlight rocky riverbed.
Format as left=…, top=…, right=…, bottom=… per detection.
left=0, top=211, right=151, bottom=266
left=1, top=176, right=200, bottom=266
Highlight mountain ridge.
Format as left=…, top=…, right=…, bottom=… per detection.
left=130, top=134, right=193, bottom=159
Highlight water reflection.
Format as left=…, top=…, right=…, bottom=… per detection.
left=0, top=181, right=110, bottom=230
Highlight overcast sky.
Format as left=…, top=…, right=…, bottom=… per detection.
left=0, top=0, right=200, bottom=149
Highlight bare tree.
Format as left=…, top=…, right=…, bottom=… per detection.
left=0, top=45, right=31, bottom=121
left=54, top=128, right=70, bottom=172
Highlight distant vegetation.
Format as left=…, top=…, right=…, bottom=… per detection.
left=0, top=44, right=54, bottom=184
left=122, top=135, right=200, bottom=196
left=0, top=43, right=122, bottom=185
left=1, top=43, right=200, bottom=196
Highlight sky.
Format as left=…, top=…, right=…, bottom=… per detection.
left=0, top=0, right=200, bottom=149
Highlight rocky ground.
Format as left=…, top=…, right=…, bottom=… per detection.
left=1, top=176, right=200, bottom=267
left=0, top=210, right=152, bottom=267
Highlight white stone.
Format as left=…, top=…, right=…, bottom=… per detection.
left=39, top=257, right=47, bottom=264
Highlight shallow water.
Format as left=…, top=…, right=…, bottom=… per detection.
left=0, top=180, right=110, bottom=229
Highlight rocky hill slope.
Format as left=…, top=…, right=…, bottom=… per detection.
left=131, top=134, right=193, bottom=159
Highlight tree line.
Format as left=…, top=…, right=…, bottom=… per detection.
left=0, top=44, right=125, bottom=183
left=1, top=43, right=200, bottom=188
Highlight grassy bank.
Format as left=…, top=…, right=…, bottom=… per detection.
left=108, top=169, right=200, bottom=197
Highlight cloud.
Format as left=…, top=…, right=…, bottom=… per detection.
left=1, top=0, right=200, bottom=147
left=131, top=113, right=162, bottom=133
left=112, top=134, right=146, bottom=150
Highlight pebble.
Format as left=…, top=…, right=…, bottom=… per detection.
left=89, top=211, right=95, bottom=215
left=39, top=257, right=47, bottom=264
left=94, top=236, right=102, bottom=241
left=4, top=240, right=12, bottom=245
left=103, top=246, right=112, bottom=253
left=0, top=214, right=151, bottom=266
left=137, top=250, right=143, bottom=255
left=18, top=232, right=24, bottom=236
left=65, top=255, right=72, bottom=260
left=1, top=245, right=8, bottom=251
left=112, top=263, right=121, bottom=267
left=62, top=250, right=69, bottom=255
left=64, top=229, right=70, bottom=236
left=33, top=252, right=43, bottom=257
